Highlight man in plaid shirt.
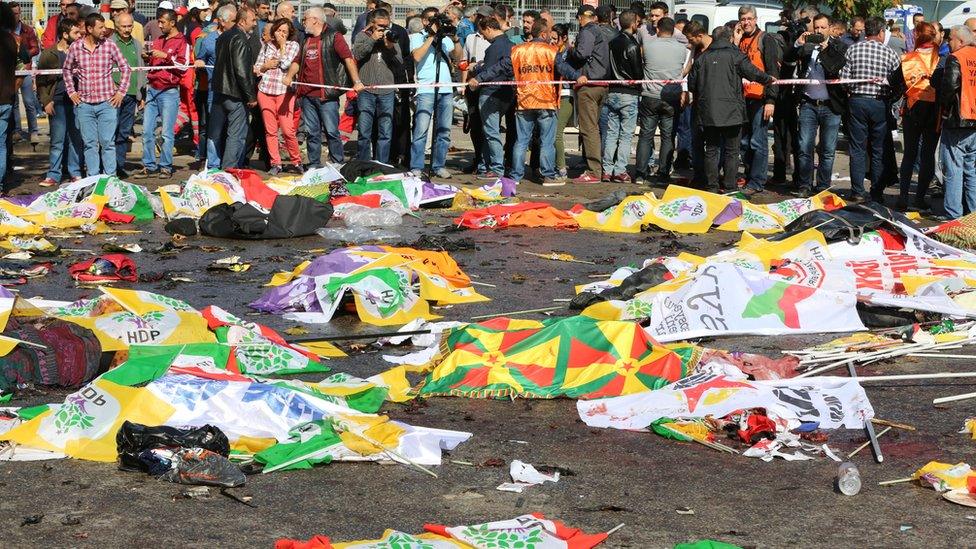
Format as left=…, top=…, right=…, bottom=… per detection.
left=63, top=13, right=132, bottom=177
left=839, top=16, right=900, bottom=203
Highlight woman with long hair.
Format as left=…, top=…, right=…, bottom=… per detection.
left=253, top=17, right=301, bottom=175
left=893, top=21, right=941, bottom=211
left=550, top=23, right=574, bottom=179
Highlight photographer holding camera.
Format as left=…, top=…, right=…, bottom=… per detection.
left=786, top=13, right=848, bottom=197
left=352, top=8, right=403, bottom=164
left=409, top=8, right=461, bottom=178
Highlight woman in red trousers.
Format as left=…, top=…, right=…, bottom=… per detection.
left=253, top=18, right=301, bottom=175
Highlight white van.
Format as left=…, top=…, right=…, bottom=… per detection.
left=941, top=0, right=976, bottom=27
left=672, top=1, right=783, bottom=33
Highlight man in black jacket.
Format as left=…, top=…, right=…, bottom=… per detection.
left=210, top=5, right=258, bottom=169
left=688, top=25, right=774, bottom=192
left=564, top=5, right=611, bottom=183
left=603, top=9, right=641, bottom=182
left=788, top=14, right=848, bottom=196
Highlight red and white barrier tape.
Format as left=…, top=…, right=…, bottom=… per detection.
left=15, top=63, right=201, bottom=77
left=291, top=77, right=887, bottom=92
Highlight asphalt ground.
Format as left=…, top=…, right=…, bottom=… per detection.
left=0, top=116, right=974, bottom=548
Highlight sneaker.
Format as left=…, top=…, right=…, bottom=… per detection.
left=286, top=164, right=304, bottom=174
left=736, top=177, right=748, bottom=189
left=572, top=172, right=602, bottom=184
left=433, top=168, right=452, bottom=179
left=791, top=186, right=812, bottom=198
left=39, top=178, right=57, bottom=188
left=159, top=170, right=174, bottom=180
left=928, top=214, right=952, bottom=223
left=601, top=173, right=611, bottom=183
left=542, top=177, right=566, bottom=187
left=478, top=171, right=500, bottom=180
left=847, top=193, right=867, bottom=204
left=558, top=168, right=568, bottom=178
left=133, top=168, right=158, bottom=179
left=268, top=165, right=282, bottom=176
left=742, top=186, right=763, bottom=198
left=611, top=174, right=630, bottom=184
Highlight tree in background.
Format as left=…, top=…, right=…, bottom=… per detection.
left=824, top=0, right=898, bottom=19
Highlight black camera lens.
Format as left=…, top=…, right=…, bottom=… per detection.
left=385, top=30, right=396, bottom=41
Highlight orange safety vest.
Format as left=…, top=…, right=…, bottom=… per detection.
left=901, top=49, right=939, bottom=109
left=952, top=46, right=976, bottom=121
left=739, top=31, right=766, bottom=100
left=510, top=40, right=559, bottom=111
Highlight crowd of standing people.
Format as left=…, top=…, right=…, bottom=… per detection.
left=0, top=0, right=975, bottom=220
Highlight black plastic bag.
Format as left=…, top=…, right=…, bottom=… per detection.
left=116, top=421, right=230, bottom=472
left=198, top=195, right=333, bottom=239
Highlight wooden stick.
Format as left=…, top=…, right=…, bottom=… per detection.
left=468, top=280, right=496, bottom=288
left=855, top=372, right=976, bottom=382
left=847, top=362, right=884, bottom=463
left=871, top=418, right=916, bottom=431
left=933, top=391, right=976, bottom=405
left=606, top=523, right=626, bottom=536
left=470, top=306, right=562, bottom=320
left=848, top=426, right=892, bottom=458
left=878, top=477, right=915, bottom=486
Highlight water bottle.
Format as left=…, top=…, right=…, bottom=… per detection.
left=837, top=462, right=861, bottom=496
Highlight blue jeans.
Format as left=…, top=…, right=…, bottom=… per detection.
left=13, top=75, right=39, bottom=136
left=0, top=104, right=11, bottom=189
left=797, top=101, right=841, bottom=190
left=209, top=93, right=249, bottom=170
left=478, top=92, right=510, bottom=175
left=301, top=95, right=341, bottom=167
left=76, top=101, right=118, bottom=176
left=410, top=92, right=452, bottom=172
left=941, top=128, right=976, bottom=219
left=356, top=90, right=394, bottom=163
left=114, top=94, right=138, bottom=173
left=48, top=99, right=83, bottom=182
left=204, top=90, right=221, bottom=168
left=141, top=87, right=179, bottom=172
left=741, top=99, right=770, bottom=190
left=510, top=109, right=556, bottom=182
left=676, top=106, right=692, bottom=154
left=602, top=92, right=639, bottom=177
left=847, top=96, right=888, bottom=197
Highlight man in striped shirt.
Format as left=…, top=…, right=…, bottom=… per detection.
left=63, top=13, right=132, bottom=177
left=839, top=16, right=900, bottom=203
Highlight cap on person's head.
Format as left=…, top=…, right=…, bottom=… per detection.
left=109, top=0, right=127, bottom=9
left=100, top=3, right=111, bottom=12
left=175, top=5, right=187, bottom=14
left=188, top=0, right=207, bottom=9
left=75, top=0, right=95, bottom=7
left=595, top=5, right=612, bottom=20
left=577, top=5, right=595, bottom=17
left=158, top=0, right=175, bottom=10
left=475, top=5, right=492, bottom=17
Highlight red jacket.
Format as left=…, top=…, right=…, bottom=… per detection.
left=16, top=20, right=39, bottom=58
left=146, top=32, right=189, bottom=90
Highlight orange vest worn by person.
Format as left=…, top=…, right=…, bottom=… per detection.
left=951, top=46, right=976, bottom=121
left=510, top=40, right=559, bottom=111
left=901, top=49, right=939, bottom=109
left=739, top=31, right=766, bottom=100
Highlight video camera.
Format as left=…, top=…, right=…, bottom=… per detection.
left=426, top=13, right=457, bottom=37
left=786, top=17, right=810, bottom=40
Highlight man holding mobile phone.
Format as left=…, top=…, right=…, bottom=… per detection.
left=786, top=13, right=848, bottom=197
